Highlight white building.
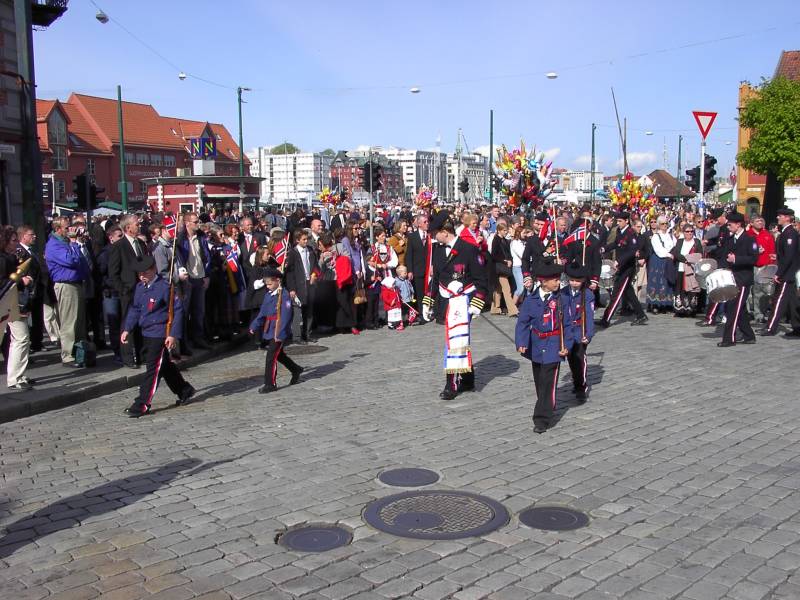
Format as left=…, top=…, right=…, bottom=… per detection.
left=375, top=147, right=448, bottom=198
left=562, top=170, right=605, bottom=192
left=248, top=147, right=332, bottom=203
left=446, top=153, right=488, bottom=203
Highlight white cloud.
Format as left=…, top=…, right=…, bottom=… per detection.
left=616, top=151, right=658, bottom=172
left=473, top=145, right=491, bottom=157
left=473, top=144, right=559, bottom=160
left=542, top=147, right=560, bottom=160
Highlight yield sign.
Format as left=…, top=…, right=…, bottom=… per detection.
left=692, top=111, right=717, bottom=140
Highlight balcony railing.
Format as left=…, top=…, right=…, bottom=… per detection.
left=31, top=0, right=69, bottom=27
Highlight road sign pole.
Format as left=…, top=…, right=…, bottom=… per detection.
left=699, top=139, right=706, bottom=210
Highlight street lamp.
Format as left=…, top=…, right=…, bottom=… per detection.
left=95, top=10, right=109, bottom=24
left=237, top=87, right=251, bottom=213
left=645, top=131, right=654, bottom=136
left=545, top=72, right=558, bottom=79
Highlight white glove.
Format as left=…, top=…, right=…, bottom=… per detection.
left=293, top=296, right=302, bottom=307
left=468, top=305, right=481, bottom=316
left=253, top=279, right=265, bottom=290
left=422, top=305, right=433, bottom=322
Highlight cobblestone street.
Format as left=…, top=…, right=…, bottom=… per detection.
left=1, top=313, right=799, bottom=600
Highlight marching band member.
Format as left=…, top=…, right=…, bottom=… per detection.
left=761, top=208, right=800, bottom=337
left=717, top=212, right=757, bottom=347
left=599, top=211, right=648, bottom=328
left=563, top=263, right=594, bottom=403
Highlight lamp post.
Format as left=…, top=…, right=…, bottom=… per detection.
left=237, top=86, right=251, bottom=213
left=117, top=85, right=128, bottom=212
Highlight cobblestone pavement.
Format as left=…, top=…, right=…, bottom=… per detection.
left=1, top=312, right=799, bottom=600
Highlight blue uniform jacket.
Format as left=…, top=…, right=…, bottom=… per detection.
left=562, top=287, right=595, bottom=348
left=250, top=288, right=294, bottom=342
left=123, top=276, right=183, bottom=339
left=515, top=288, right=565, bottom=365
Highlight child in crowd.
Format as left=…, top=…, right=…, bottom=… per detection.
left=381, top=274, right=403, bottom=330
left=394, top=265, right=415, bottom=326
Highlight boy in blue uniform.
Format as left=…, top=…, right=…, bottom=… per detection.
left=121, top=256, right=195, bottom=417
left=515, top=262, right=569, bottom=434
left=562, top=263, right=595, bottom=403
left=249, top=267, right=303, bottom=393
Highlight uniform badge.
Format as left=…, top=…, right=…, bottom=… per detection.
left=548, top=300, right=557, bottom=310
left=148, top=298, right=156, bottom=312
left=477, top=254, right=485, bottom=266
left=789, top=239, right=793, bottom=245
left=753, top=242, right=758, bottom=252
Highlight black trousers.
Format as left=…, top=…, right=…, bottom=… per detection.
left=722, top=285, right=755, bottom=343
left=264, top=339, right=301, bottom=387
left=135, top=336, right=189, bottom=409
left=365, top=291, right=380, bottom=328
left=532, top=361, right=560, bottom=427
left=445, top=369, right=475, bottom=393
left=704, top=300, right=722, bottom=324
left=567, top=342, right=588, bottom=392
left=602, top=271, right=644, bottom=323
left=29, top=295, right=44, bottom=350
left=293, top=285, right=315, bottom=341
left=764, top=281, right=800, bottom=333
left=120, top=293, right=143, bottom=365
left=86, top=296, right=105, bottom=348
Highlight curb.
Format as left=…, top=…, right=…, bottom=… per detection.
left=0, top=333, right=251, bottom=425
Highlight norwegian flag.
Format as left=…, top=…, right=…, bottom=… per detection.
left=405, top=304, right=418, bottom=323
left=563, top=225, right=588, bottom=246
left=274, top=234, right=289, bottom=266
left=539, top=218, right=555, bottom=241
left=225, top=249, right=239, bottom=273
left=162, top=215, right=177, bottom=238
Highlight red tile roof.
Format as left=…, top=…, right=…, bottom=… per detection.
left=774, top=50, right=800, bottom=81
left=35, top=99, right=56, bottom=122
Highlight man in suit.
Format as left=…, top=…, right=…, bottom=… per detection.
left=761, top=208, right=800, bottom=338
left=330, top=208, right=348, bottom=234
left=72, top=216, right=105, bottom=350
left=109, top=214, right=149, bottom=367
left=718, top=212, right=757, bottom=347
left=285, top=229, right=318, bottom=343
left=403, top=213, right=431, bottom=324
left=699, top=209, right=732, bottom=326
left=599, top=211, right=648, bottom=328
left=16, top=225, right=44, bottom=352
left=237, top=217, right=266, bottom=282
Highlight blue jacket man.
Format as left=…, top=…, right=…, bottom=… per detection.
left=249, top=267, right=303, bottom=393
left=121, top=255, right=194, bottom=417
left=515, top=262, right=567, bottom=433
left=177, top=219, right=212, bottom=349
left=45, top=232, right=89, bottom=284
left=562, top=263, right=595, bottom=402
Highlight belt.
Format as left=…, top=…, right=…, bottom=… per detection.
left=532, top=328, right=561, bottom=339
left=572, top=319, right=582, bottom=325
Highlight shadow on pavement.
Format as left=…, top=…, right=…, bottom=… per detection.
left=473, top=354, right=520, bottom=391
left=0, top=452, right=258, bottom=560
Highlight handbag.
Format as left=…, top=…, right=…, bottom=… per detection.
left=353, top=277, right=367, bottom=304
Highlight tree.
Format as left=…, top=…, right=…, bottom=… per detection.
left=737, top=76, right=800, bottom=223
left=271, top=142, right=300, bottom=155
left=321, top=148, right=336, bottom=157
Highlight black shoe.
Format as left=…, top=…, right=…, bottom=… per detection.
left=290, top=367, right=304, bottom=385
left=575, top=389, right=588, bottom=403
left=176, top=385, right=196, bottom=406
left=439, top=388, right=458, bottom=401
left=783, top=330, right=800, bottom=339
left=411, top=319, right=424, bottom=326
left=631, top=316, right=648, bottom=326
left=717, top=341, right=735, bottom=348
left=696, top=321, right=715, bottom=327
left=741, top=338, right=756, bottom=345
left=192, top=338, right=212, bottom=350
left=8, top=381, right=33, bottom=391
left=597, top=320, right=609, bottom=329
left=125, top=404, right=151, bottom=418
left=258, top=385, right=277, bottom=394
left=533, top=422, right=548, bottom=434
left=759, top=330, right=775, bottom=336
left=62, top=361, right=84, bottom=369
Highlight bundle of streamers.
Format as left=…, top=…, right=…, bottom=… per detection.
left=609, top=172, right=657, bottom=214
left=492, top=141, right=554, bottom=209
left=416, top=185, right=437, bottom=210
left=318, top=186, right=339, bottom=209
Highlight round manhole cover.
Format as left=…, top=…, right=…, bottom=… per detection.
left=284, top=344, right=328, bottom=356
left=378, top=468, right=440, bottom=487
left=278, top=525, right=352, bottom=552
left=519, top=507, right=590, bottom=531
left=363, top=490, right=510, bottom=540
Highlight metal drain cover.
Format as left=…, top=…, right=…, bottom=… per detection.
left=519, top=506, right=589, bottom=531
left=363, top=490, right=509, bottom=540
left=379, top=468, right=440, bottom=487
left=284, top=344, right=328, bottom=356
left=279, top=525, right=352, bottom=552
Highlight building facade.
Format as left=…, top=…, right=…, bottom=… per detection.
left=375, top=148, right=448, bottom=199
left=329, top=151, right=404, bottom=203
left=561, top=170, right=605, bottom=193
left=446, top=153, right=488, bottom=203
left=36, top=93, right=249, bottom=212
left=248, top=148, right=331, bottom=204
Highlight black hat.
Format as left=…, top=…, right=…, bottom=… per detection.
left=710, top=208, right=724, bottom=219
left=726, top=211, right=745, bottom=224
left=262, top=266, right=282, bottom=279
left=536, top=261, right=564, bottom=280
left=130, top=255, right=155, bottom=273
left=614, top=210, right=630, bottom=220
left=777, top=207, right=795, bottom=217
left=429, top=210, right=454, bottom=231
left=565, top=263, right=589, bottom=279
left=533, top=211, right=549, bottom=222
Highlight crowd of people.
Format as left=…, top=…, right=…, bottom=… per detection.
left=1, top=198, right=798, bottom=402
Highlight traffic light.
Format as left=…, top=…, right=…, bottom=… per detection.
left=371, top=164, right=382, bottom=191
left=90, top=184, right=105, bottom=209
left=458, top=179, right=469, bottom=194
left=340, top=188, right=348, bottom=203
left=703, top=154, right=717, bottom=192
left=360, top=162, right=370, bottom=189
left=73, top=174, right=88, bottom=209
left=685, top=166, right=700, bottom=192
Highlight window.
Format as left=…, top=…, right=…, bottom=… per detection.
left=86, top=159, right=95, bottom=175
left=163, top=155, right=176, bottom=167
left=150, top=154, right=163, bottom=166
left=140, top=181, right=148, bottom=194
left=48, top=113, right=67, bottom=146
left=56, top=180, right=65, bottom=201
left=125, top=152, right=135, bottom=165
left=51, top=146, right=67, bottom=171
left=136, top=153, right=148, bottom=166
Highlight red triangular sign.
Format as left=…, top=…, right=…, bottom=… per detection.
left=692, top=111, right=717, bottom=140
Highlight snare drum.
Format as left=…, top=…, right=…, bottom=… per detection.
left=706, top=268, right=739, bottom=303
left=600, top=259, right=616, bottom=288
left=695, top=258, right=718, bottom=289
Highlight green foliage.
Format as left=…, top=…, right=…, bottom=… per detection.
left=271, top=142, right=300, bottom=155
left=321, top=148, right=336, bottom=157
left=737, top=77, right=800, bottom=181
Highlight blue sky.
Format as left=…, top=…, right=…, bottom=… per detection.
left=34, top=0, right=799, bottom=177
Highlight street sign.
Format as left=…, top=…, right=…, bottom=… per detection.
left=692, top=111, right=717, bottom=140
left=189, top=137, right=217, bottom=159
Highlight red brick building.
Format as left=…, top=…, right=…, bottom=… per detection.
left=36, top=93, right=253, bottom=212
left=329, top=152, right=404, bottom=202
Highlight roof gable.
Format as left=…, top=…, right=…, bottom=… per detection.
left=775, top=50, right=800, bottom=81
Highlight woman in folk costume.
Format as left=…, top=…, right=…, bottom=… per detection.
left=670, top=224, right=703, bottom=317
left=422, top=211, right=489, bottom=401
left=646, top=216, right=677, bottom=313
left=365, top=225, right=398, bottom=329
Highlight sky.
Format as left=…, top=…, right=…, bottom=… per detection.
left=33, top=0, right=800, bottom=179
